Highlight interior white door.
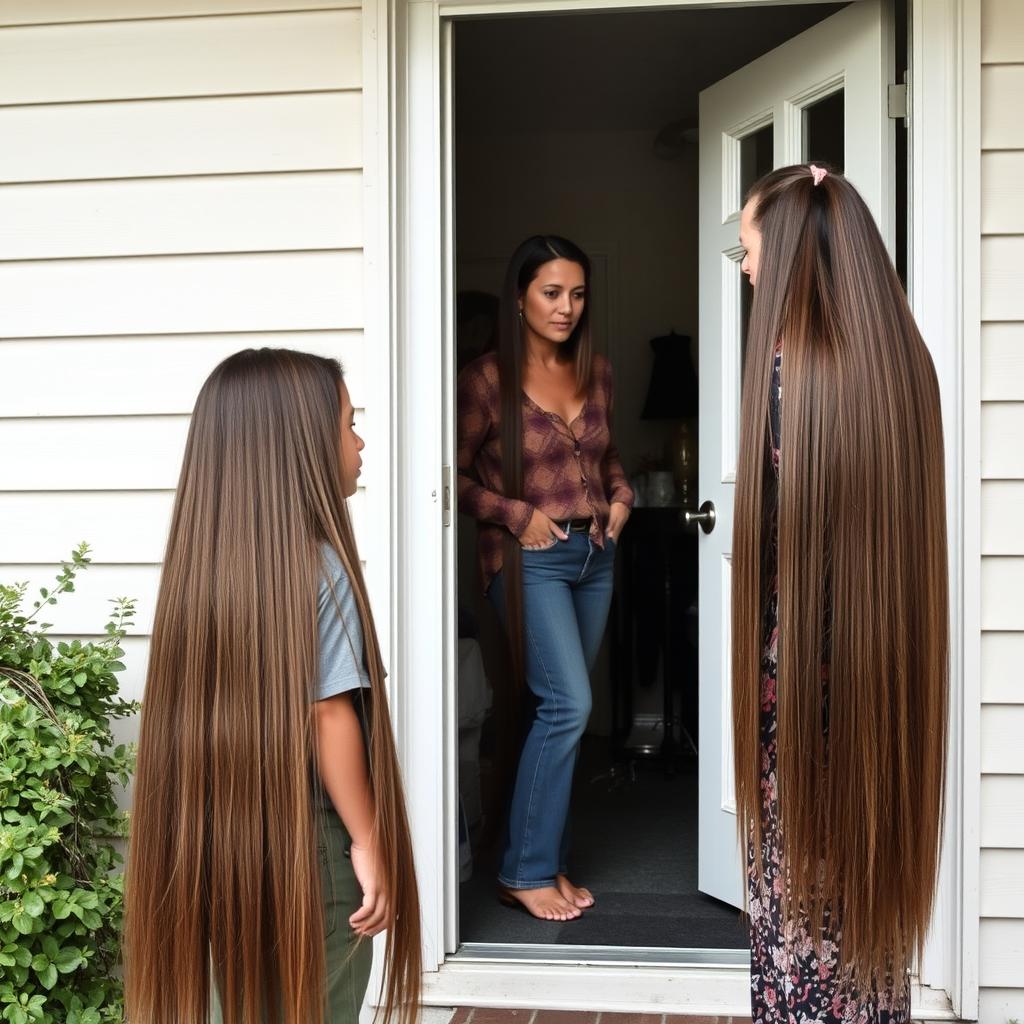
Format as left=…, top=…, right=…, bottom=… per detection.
left=696, top=0, right=894, bottom=909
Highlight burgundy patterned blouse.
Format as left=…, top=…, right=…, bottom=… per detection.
left=457, top=351, right=634, bottom=592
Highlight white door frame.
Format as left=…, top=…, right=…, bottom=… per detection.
left=375, top=0, right=981, bottom=1017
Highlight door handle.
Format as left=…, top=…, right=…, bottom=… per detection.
left=683, top=500, right=716, bottom=534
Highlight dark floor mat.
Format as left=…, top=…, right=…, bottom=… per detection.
left=459, top=742, right=747, bottom=949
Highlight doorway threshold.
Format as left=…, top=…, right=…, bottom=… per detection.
left=453, top=942, right=748, bottom=968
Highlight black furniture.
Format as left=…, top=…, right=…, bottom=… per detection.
left=609, top=506, right=698, bottom=775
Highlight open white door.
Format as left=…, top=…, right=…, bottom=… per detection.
left=696, top=0, right=894, bottom=909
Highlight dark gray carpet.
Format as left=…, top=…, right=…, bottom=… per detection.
left=459, top=743, right=748, bottom=948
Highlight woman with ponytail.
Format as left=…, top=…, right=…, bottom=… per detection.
left=732, top=165, right=948, bottom=1022
left=124, top=348, right=421, bottom=1024
left=457, top=236, right=633, bottom=921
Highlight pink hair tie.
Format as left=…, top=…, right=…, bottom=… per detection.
left=809, top=164, right=828, bottom=186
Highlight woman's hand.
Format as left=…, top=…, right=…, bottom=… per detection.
left=605, top=501, right=631, bottom=543
left=519, top=509, right=569, bottom=550
left=348, top=841, right=391, bottom=937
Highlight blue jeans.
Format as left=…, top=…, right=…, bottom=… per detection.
left=489, top=530, right=615, bottom=889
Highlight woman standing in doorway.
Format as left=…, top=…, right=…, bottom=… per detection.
left=457, top=236, right=633, bottom=922
left=733, top=165, right=948, bottom=1022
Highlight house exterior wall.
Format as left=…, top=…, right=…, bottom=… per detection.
left=978, top=1, right=1024, bottom=1020
left=1, top=0, right=1022, bottom=1018
left=0, top=1, right=384, bottom=718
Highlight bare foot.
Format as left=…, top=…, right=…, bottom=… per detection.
left=556, top=873, right=595, bottom=909
left=497, top=885, right=582, bottom=921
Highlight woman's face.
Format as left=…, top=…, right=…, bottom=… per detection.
left=519, top=258, right=586, bottom=347
left=739, top=197, right=763, bottom=288
left=338, top=381, right=364, bottom=498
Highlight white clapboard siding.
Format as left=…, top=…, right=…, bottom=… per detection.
left=980, top=6, right=1024, bottom=1006
left=0, top=172, right=362, bottom=260
left=980, top=850, right=1024, bottom=919
left=982, top=151, right=1024, bottom=235
left=981, top=558, right=1024, bottom=631
left=0, top=488, right=368, bottom=564
left=980, top=988, right=1024, bottom=1024
left=0, top=92, right=361, bottom=184
left=0, top=411, right=369, bottom=491
left=980, top=920, right=1024, bottom=988
left=981, top=402, right=1024, bottom=478
left=0, top=332, right=367, bottom=417
left=981, top=704, right=1024, bottom=774
left=982, top=237, right=1024, bottom=321
left=0, top=563, right=160, bottom=635
left=981, top=481, right=1024, bottom=554
left=0, top=492, right=175, bottom=564
left=981, top=775, right=1024, bottom=847
left=981, top=65, right=1024, bottom=150
left=0, top=11, right=360, bottom=105
left=0, top=1, right=353, bottom=25
left=0, top=251, right=363, bottom=337
left=982, top=0, right=1024, bottom=64
left=981, top=322, right=1024, bottom=401
left=1, top=417, right=190, bottom=490
left=982, top=632, right=1024, bottom=703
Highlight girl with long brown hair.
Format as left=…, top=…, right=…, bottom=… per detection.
left=124, top=348, right=421, bottom=1024
left=732, top=164, right=948, bottom=1023
left=457, top=235, right=633, bottom=922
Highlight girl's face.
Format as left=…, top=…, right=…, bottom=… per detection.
left=338, top=381, right=364, bottom=498
left=519, top=258, right=586, bottom=348
left=739, top=197, right=763, bottom=287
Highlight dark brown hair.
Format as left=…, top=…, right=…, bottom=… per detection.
left=124, top=349, right=421, bottom=1024
left=731, top=165, right=948, bottom=985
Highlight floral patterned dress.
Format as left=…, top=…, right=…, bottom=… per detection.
left=746, top=341, right=910, bottom=1024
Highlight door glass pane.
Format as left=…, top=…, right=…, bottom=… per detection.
left=802, top=89, right=844, bottom=171
left=740, top=123, right=774, bottom=204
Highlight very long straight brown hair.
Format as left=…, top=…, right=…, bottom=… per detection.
left=124, top=349, right=421, bottom=1024
left=731, top=166, right=948, bottom=985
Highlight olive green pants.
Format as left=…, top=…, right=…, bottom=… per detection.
left=211, top=810, right=373, bottom=1024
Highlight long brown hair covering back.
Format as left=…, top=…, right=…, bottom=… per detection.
left=498, top=236, right=593, bottom=697
left=124, top=349, right=421, bottom=1024
left=731, top=165, right=948, bottom=986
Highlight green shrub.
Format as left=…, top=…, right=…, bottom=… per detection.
left=0, top=544, right=138, bottom=1024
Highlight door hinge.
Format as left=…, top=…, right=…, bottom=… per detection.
left=888, top=71, right=910, bottom=125
left=442, top=465, right=452, bottom=527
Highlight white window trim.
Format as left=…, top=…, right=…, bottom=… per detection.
left=376, top=0, right=981, bottom=1017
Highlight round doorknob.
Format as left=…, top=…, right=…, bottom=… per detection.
left=683, top=499, right=716, bottom=534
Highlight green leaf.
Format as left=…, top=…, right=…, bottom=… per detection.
left=54, top=946, right=82, bottom=973
left=11, top=911, right=33, bottom=935
left=79, top=910, right=101, bottom=930
left=21, top=892, right=44, bottom=918
left=37, top=963, right=57, bottom=990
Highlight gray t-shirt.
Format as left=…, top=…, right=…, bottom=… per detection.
left=316, top=544, right=372, bottom=701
